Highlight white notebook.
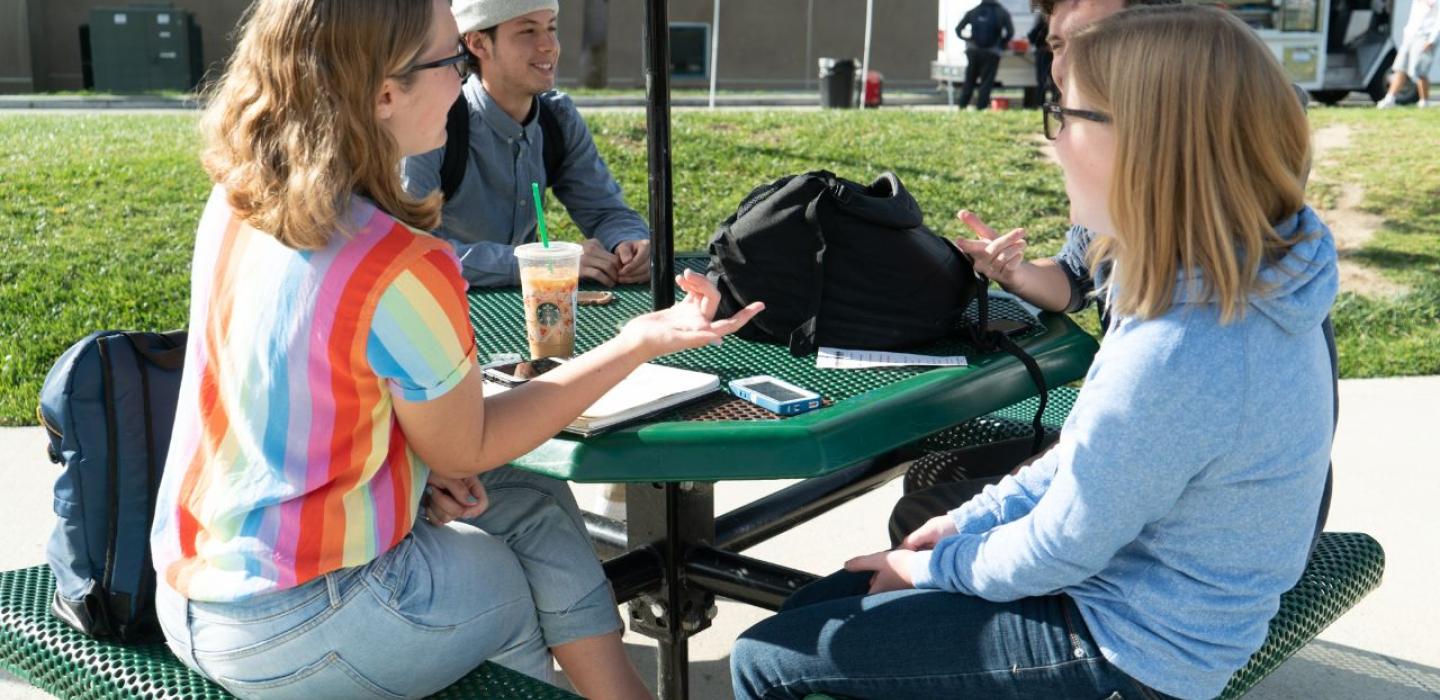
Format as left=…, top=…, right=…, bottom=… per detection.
left=483, top=361, right=720, bottom=437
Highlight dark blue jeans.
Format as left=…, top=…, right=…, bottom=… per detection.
left=731, top=570, right=1176, bottom=700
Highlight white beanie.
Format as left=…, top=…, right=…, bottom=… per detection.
left=454, top=0, right=560, bottom=33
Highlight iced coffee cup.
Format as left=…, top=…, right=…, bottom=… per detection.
left=515, top=241, right=581, bottom=359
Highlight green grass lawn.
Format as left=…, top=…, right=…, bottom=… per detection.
left=0, top=107, right=1436, bottom=425
left=1305, top=108, right=1440, bottom=380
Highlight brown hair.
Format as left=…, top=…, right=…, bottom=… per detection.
left=1069, top=5, right=1309, bottom=322
left=1034, top=0, right=1178, bottom=21
left=200, top=0, right=442, bottom=249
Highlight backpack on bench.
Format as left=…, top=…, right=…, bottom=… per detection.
left=37, top=330, right=187, bottom=643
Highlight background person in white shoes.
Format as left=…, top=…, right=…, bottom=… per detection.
left=1378, top=0, right=1439, bottom=108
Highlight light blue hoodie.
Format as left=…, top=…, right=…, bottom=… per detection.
left=909, top=206, right=1339, bottom=700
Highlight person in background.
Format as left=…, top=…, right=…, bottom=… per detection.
left=403, top=0, right=652, bottom=288
left=1377, top=0, right=1438, bottom=108
left=149, top=1, right=762, bottom=698
left=732, top=6, right=1336, bottom=698
left=1029, top=16, right=1059, bottom=104
left=954, top=0, right=1015, bottom=110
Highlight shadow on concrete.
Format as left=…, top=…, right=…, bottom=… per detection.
left=550, top=643, right=738, bottom=700
left=1248, top=639, right=1440, bottom=699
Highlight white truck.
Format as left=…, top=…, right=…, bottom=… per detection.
left=932, top=0, right=1435, bottom=106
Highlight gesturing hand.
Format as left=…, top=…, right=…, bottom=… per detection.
left=620, top=269, right=764, bottom=356
left=422, top=473, right=489, bottom=526
left=843, top=549, right=920, bottom=595
left=899, top=514, right=958, bottom=552
left=951, top=210, right=1028, bottom=287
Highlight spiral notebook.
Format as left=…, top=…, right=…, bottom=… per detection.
left=483, top=361, right=720, bottom=437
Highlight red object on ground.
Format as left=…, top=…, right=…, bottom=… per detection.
left=1011, top=38, right=1030, bottom=53
left=990, top=96, right=1012, bottom=110
left=864, top=70, right=884, bottom=107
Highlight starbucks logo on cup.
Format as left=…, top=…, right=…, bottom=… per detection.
left=536, top=303, right=562, bottom=327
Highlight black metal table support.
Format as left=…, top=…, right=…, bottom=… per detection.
left=583, top=511, right=628, bottom=558
left=591, top=450, right=915, bottom=699
left=626, top=482, right=715, bottom=700
left=685, top=545, right=818, bottom=611
left=642, top=0, right=675, bottom=310
left=714, top=449, right=914, bottom=552
left=603, top=545, right=663, bottom=605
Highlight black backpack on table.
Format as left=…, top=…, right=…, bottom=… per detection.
left=707, top=170, right=1051, bottom=452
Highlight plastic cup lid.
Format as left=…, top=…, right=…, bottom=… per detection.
left=514, top=241, right=582, bottom=261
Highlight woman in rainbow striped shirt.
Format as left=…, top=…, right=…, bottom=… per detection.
left=147, top=1, right=762, bottom=698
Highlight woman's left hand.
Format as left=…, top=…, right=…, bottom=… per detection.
left=618, top=269, right=764, bottom=357
left=422, top=474, right=489, bottom=525
left=843, top=549, right=919, bottom=595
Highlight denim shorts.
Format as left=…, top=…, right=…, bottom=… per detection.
left=156, top=467, right=621, bottom=699
left=1397, top=36, right=1436, bottom=78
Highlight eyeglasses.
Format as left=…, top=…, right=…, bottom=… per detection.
left=402, top=45, right=472, bottom=81
left=1042, top=101, right=1111, bottom=140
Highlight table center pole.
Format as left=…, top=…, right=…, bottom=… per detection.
left=643, top=0, right=676, bottom=310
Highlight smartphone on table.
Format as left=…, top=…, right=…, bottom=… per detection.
left=728, top=376, right=823, bottom=416
left=483, top=358, right=565, bottom=386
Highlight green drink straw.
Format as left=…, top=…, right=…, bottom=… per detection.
left=531, top=182, right=549, bottom=248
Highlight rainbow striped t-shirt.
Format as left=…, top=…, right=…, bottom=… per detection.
left=150, top=187, right=477, bottom=602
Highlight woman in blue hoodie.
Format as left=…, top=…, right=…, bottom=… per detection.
left=731, top=6, right=1338, bottom=699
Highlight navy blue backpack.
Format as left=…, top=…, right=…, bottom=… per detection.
left=38, top=330, right=186, bottom=642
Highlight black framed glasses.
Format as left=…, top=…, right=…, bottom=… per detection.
left=1042, top=101, right=1111, bottom=140
left=402, top=45, right=472, bottom=80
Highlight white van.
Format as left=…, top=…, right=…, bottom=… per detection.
left=932, top=0, right=1433, bottom=105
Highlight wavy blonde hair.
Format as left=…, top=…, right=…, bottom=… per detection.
left=1069, top=5, right=1310, bottom=322
left=201, top=0, right=442, bottom=249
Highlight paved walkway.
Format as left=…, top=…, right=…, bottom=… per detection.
left=3, top=376, right=1437, bottom=698
left=0, top=90, right=953, bottom=112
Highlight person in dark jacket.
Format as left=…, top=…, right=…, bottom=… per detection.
left=955, top=0, right=1015, bottom=110
left=1029, top=17, right=1058, bottom=104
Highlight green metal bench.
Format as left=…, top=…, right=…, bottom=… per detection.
left=798, top=533, right=1383, bottom=700
left=0, top=566, right=579, bottom=700
left=843, top=388, right=1388, bottom=699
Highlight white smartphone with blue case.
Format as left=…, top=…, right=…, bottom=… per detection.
left=728, top=375, right=822, bottom=416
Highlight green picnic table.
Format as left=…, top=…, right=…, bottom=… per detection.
left=468, top=255, right=1099, bottom=700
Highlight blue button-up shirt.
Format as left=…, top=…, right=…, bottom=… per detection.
left=402, top=78, right=649, bottom=287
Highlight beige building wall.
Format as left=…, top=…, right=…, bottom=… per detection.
left=9, top=0, right=936, bottom=92
left=590, top=0, right=938, bottom=90
left=24, top=1, right=250, bottom=91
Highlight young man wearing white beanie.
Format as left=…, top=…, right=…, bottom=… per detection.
left=403, top=0, right=652, bottom=288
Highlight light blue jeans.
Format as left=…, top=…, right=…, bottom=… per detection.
left=156, top=467, right=620, bottom=699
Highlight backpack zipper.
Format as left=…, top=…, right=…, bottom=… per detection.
left=96, top=339, right=122, bottom=605
left=37, top=405, right=64, bottom=464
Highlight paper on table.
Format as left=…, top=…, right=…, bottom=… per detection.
left=816, top=347, right=967, bottom=370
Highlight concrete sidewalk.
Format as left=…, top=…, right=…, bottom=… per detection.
left=3, top=376, right=1437, bottom=699
left=0, top=90, right=953, bottom=112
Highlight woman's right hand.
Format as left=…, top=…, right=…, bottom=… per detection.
left=952, top=210, right=1029, bottom=287
left=619, top=269, right=764, bottom=357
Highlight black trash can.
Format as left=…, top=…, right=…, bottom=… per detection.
left=818, top=58, right=857, bottom=109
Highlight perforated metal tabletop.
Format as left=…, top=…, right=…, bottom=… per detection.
left=468, top=256, right=1098, bottom=483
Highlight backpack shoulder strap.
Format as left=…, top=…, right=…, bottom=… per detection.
left=968, top=277, right=1051, bottom=455
left=439, top=94, right=470, bottom=201
left=536, top=96, right=565, bottom=188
